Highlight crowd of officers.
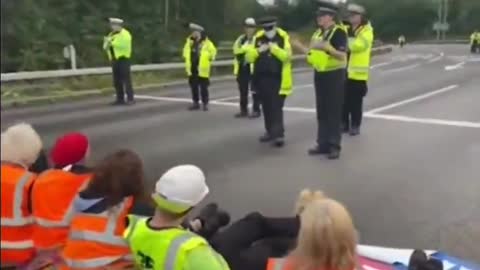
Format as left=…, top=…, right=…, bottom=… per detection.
left=176, top=0, right=373, bottom=159
left=102, top=0, right=373, bottom=160
left=1, top=123, right=443, bottom=270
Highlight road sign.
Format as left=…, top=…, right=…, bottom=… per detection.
left=433, top=22, right=450, bottom=31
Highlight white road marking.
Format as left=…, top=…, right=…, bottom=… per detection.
left=366, top=113, right=480, bottom=128
left=427, top=52, right=444, bottom=63
left=445, top=61, right=465, bottom=71
left=371, top=61, right=394, bottom=69
left=136, top=90, right=479, bottom=129
left=381, top=63, right=421, bottom=74
left=365, top=84, right=459, bottom=114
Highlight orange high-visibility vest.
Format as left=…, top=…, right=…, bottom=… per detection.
left=60, top=196, right=134, bottom=269
left=1, top=163, right=36, bottom=265
left=32, top=170, right=92, bottom=250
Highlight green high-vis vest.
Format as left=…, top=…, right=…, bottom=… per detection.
left=104, top=28, right=132, bottom=61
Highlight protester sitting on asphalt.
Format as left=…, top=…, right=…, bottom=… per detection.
left=1, top=123, right=43, bottom=269
left=30, top=132, right=93, bottom=269
left=124, top=164, right=230, bottom=270
left=60, top=149, right=146, bottom=269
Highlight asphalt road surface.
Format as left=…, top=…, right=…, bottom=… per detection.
left=2, top=44, right=480, bottom=262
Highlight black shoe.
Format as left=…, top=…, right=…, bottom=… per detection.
left=328, top=148, right=341, bottom=160
left=202, top=104, right=209, bottom=111
left=349, top=127, right=360, bottom=136
left=249, top=111, right=261, bottom=118
left=126, top=100, right=136, bottom=105
left=272, top=137, right=285, bottom=148
left=408, top=250, right=428, bottom=270
left=341, top=124, right=350, bottom=133
left=235, top=112, right=248, bottom=118
left=423, top=258, right=443, bottom=270
left=111, top=100, right=126, bottom=106
left=188, top=103, right=200, bottom=111
left=259, top=134, right=273, bottom=143
left=308, top=145, right=329, bottom=155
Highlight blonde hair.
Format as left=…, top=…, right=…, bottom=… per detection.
left=1, top=123, right=43, bottom=167
left=290, top=198, right=357, bottom=270
left=294, top=189, right=327, bottom=215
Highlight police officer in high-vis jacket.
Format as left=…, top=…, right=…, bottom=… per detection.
left=342, top=4, right=374, bottom=136
left=183, top=23, right=217, bottom=111
left=233, top=18, right=261, bottom=118
left=246, top=16, right=293, bottom=148
left=104, top=18, right=135, bottom=105
left=306, top=2, right=348, bottom=160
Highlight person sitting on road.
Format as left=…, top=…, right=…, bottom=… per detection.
left=124, top=164, right=230, bottom=270
left=1, top=123, right=43, bottom=269
left=266, top=197, right=358, bottom=270
left=60, top=149, right=146, bottom=269
left=31, top=132, right=93, bottom=268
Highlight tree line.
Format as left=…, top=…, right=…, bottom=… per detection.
left=1, top=0, right=479, bottom=72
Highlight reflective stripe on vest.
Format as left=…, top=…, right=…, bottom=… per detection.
left=35, top=181, right=89, bottom=228
left=0, top=172, right=34, bottom=227
left=0, top=240, right=34, bottom=249
left=64, top=254, right=133, bottom=269
left=164, top=232, right=197, bottom=270
left=64, top=199, right=131, bottom=268
left=270, top=258, right=287, bottom=270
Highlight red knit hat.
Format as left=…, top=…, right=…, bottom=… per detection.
left=50, top=132, right=89, bottom=167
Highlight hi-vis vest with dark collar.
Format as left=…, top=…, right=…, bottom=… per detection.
left=307, top=25, right=347, bottom=73
left=347, top=22, right=374, bottom=81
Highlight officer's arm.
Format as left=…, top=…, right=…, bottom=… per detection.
left=182, top=38, right=191, bottom=60
left=209, top=41, right=218, bottom=61
left=270, top=36, right=292, bottom=63
left=245, top=38, right=259, bottom=63
left=111, top=31, right=131, bottom=52
left=349, top=30, right=373, bottom=53
left=233, top=36, right=246, bottom=55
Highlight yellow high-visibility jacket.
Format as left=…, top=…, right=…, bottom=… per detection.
left=104, top=28, right=132, bottom=61
left=347, top=22, right=374, bottom=81
left=183, top=37, right=217, bottom=78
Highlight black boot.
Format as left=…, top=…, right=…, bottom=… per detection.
left=259, top=133, right=273, bottom=143
left=188, top=103, right=200, bottom=111
left=249, top=111, right=261, bottom=119
left=202, top=104, right=209, bottom=111
left=349, top=127, right=360, bottom=136
left=328, top=148, right=341, bottom=160
left=235, top=111, right=248, bottom=118
left=308, top=145, right=329, bottom=155
left=272, top=137, right=285, bottom=148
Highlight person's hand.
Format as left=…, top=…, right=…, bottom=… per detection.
left=258, top=43, right=270, bottom=53
left=310, top=40, right=329, bottom=51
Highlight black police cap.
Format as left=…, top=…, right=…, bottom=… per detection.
left=257, top=16, right=278, bottom=28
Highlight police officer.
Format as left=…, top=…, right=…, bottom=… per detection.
left=104, top=18, right=135, bottom=105
left=246, top=16, right=293, bottom=148
left=306, top=2, right=348, bottom=159
left=470, top=30, right=480, bottom=53
left=342, top=3, right=374, bottom=136
left=183, top=23, right=217, bottom=111
left=233, top=18, right=262, bottom=118
left=398, top=35, right=406, bottom=48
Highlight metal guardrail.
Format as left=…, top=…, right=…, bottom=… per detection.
left=1, top=46, right=393, bottom=82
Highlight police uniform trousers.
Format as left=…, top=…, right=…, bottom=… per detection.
left=471, top=41, right=479, bottom=53
left=314, top=69, right=346, bottom=150
left=112, top=58, right=134, bottom=102
left=237, top=67, right=261, bottom=114
left=255, top=75, right=285, bottom=139
left=189, top=72, right=210, bottom=105
left=342, top=79, right=368, bottom=129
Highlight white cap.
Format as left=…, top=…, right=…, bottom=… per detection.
left=109, top=17, right=124, bottom=24
left=244, top=18, right=256, bottom=27
left=347, top=4, right=366, bottom=14
left=189, top=23, right=205, bottom=32
left=152, top=165, right=209, bottom=213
